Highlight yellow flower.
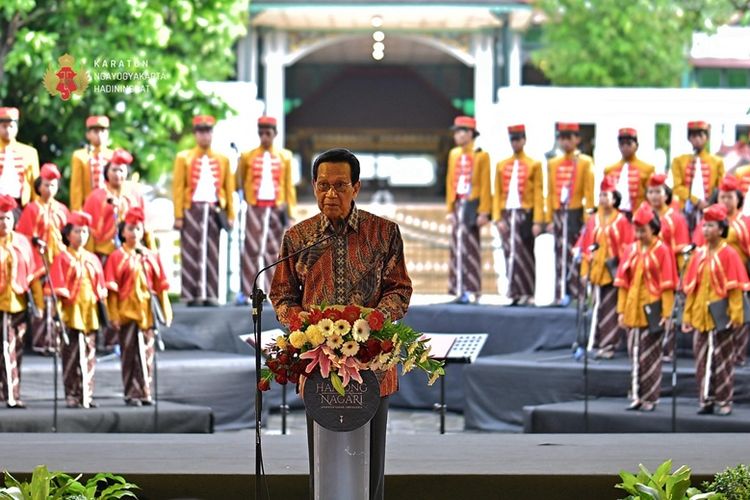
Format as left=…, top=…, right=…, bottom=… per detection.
left=306, top=325, right=325, bottom=347
left=419, top=346, right=431, bottom=364
left=326, top=332, right=344, bottom=350
left=352, top=319, right=370, bottom=342
left=317, top=318, right=335, bottom=337
left=289, top=330, right=307, bottom=349
left=402, top=357, right=415, bottom=374
left=340, top=340, right=359, bottom=357
left=276, top=335, right=288, bottom=351
left=334, top=319, right=351, bottom=336
left=428, top=371, right=440, bottom=386
left=407, top=343, right=418, bottom=356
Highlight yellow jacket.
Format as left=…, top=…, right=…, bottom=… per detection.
left=545, top=151, right=595, bottom=222
left=0, top=139, right=39, bottom=207
left=236, top=146, right=296, bottom=216
left=603, top=157, right=655, bottom=210
left=172, top=147, right=235, bottom=221
left=493, top=151, right=544, bottom=223
left=69, top=145, right=113, bottom=211
left=445, top=144, right=491, bottom=215
left=671, top=151, right=724, bottom=208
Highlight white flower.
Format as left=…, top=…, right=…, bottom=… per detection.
left=352, top=319, right=371, bottom=342
left=326, top=332, right=344, bottom=350
left=317, top=318, right=335, bottom=337
left=334, top=319, right=351, bottom=336
left=340, top=340, right=359, bottom=357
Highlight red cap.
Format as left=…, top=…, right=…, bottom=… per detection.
left=648, top=173, right=667, bottom=188
left=704, top=203, right=727, bottom=222
left=556, top=122, right=579, bottom=133
left=507, top=124, right=525, bottom=135
left=0, top=195, right=17, bottom=213
left=0, top=107, right=19, bottom=121
left=600, top=176, right=616, bottom=193
left=633, top=203, right=655, bottom=226
left=452, top=116, right=477, bottom=130
left=123, top=206, right=145, bottom=225
left=258, top=116, right=277, bottom=127
left=85, top=116, right=110, bottom=129
left=720, top=174, right=740, bottom=192
left=68, top=211, right=92, bottom=227
left=688, top=121, right=709, bottom=131
left=618, top=127, right=637, bottom=139
left=40, top=163, right=61, bottom=180
left=110, top=149, right=133, bottom=166
left=192, top=115, right=216, bottom=128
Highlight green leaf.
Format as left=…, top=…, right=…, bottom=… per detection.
left=635, top=483, right=662, bottom=499
left=29, top=466, right=49, bottom=500
left=330, top=372, right=345, bottom=396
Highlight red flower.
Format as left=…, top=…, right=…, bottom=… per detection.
left=288, top=372, right=300, bottom=384
left=381, top=340, right=394, bottom=353
left=309, top=309, right=324, bottom=324
left=274, top=372, right=288, bottom=385
left=267, top=359, right=281, bottom=373
left=289, top=314, right=303, bottom=332
left=258, top=379, right=271, bottom=392
left=287, top=345, right=299, bottom=355
left=323, top=308, right=343, bottom=321
left=367, top=310, right=385, bottom=330
left=356, top=350, right=373, bottom=363
left=342, top=305, right=361, bottom=324
left=278, top=353, right=289, bottom=365
left=365, top=338, right=382, bottom=356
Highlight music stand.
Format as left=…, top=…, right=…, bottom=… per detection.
left=241, top=328, right=290, bottom=434
left=422, top=333, right=488, bottom=434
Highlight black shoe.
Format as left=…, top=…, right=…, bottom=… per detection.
left=640, top=402, right=656, bottom=412
left=187, top=300, right=202, bottom=307
left=697, top=403, right=714, bottom=415
left=6, top=401, right=26, bottom=409
left=125, top=399, right=143, bottom=407
left=203, top=299, right=220, bottom=307
left=88, top=400, right=99, bottom=409
left=626, top=401, right=642, bottom=411
left=141, top=399, right=153, bottom=406
left=450, top=294, right=470, bottom=305
left=717, top=404, right=732, bottom=416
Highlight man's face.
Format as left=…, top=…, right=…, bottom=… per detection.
left=0, top=120, right=18, bottom=142
left=39, top=178, right=58, bottom=200
left=558, top=133, right=578, bottom=153
left=123, top=222, right=144, bottom=246
left=635, top=224, right=652, bottom=244
left=599, top=191, right=614, bottom=209
left=0, top=210, right=13, bottom=236
left=453, top=128, right=473, bottom=148
left=703, top=220, right=722, bottom=242
left=69, top=225, right=89, bottom=249
left=618, top=138, right=637, bottom=159
left=314, top=161, right=361, bottom=222
left=689, top=131, right=708, bottom=152
left=195, top=128, right=213, bottom=149
left=646, top=186, right=666, bottom=209
left=86, top=127, right=109, bottom=148
left=510, top=136, right=525, bottom=154
left=107, top=163, right=127, bottom=188
left=258, top=127, right=276, bottom=148
left=718, top=190, right=738, bottom=214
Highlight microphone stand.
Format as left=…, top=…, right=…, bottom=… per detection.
left=671, top=244, right=695, bottom=432
left=134, top=247, right=166, bottom=433
left=579, top=245, right=597, bottom=433
left=250, top=231, right=336, bottom=500
left=33, top=239, right=69, bottom=433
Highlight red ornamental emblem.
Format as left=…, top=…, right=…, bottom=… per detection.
left=43, top=53, right=89, bottom=101
left=55, top=66, right=77, bottom=101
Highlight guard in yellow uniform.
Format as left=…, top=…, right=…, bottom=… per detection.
left=615, top=204, right=677, bottom=412
left=69, top=116, right=113, bottom=211
left=236, top=116, right=296, bottom=299
left=681, top=203, right=747, bottom=416
left=0, top=107, right=39, bottom=214
left=105, top=207, right=172, bottom=406
left=603, top=128, right=655, bottom=218
left=546, top=122, right=595, bottom=305
left=50, top=212, right=107, bottom=408
left=446, top=116, right=491, bottom=304
left=671, top=121, right=724, bottom=231
left=493, top=124, right=543, bottom=305
left=173, top=115, right=235, bottom=306
left=0, top=195, right=43, bottom=408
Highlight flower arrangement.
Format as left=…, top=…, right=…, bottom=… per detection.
left=258, top=305, right=445, bottom=396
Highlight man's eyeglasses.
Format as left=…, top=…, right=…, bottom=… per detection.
left=315, top=181, right=352, bottom=193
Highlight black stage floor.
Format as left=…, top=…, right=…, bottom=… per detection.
left=0, top=399, right=212, bottom=433
left=1, top=432, right=747, bottom=499
left=463, top=349, right=750, bottom=432
left=525, top=397, right=750, bottom=433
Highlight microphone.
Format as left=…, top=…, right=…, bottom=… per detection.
left=587, top=243, right=600, bottom=253
left=230, top=142, right=239, bottom=153
left=31, top=236, right=47, bottom=253
left=681, top=243, right=697, bottom=255
left=134, top=247, right=166, bottom=350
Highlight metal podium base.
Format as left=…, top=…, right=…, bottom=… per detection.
left=313, top=421, right=370, bottom=500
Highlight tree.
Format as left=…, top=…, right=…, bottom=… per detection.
left=532, top=0, right=738, bottom=87
left=0, top=0, right=248, bottom=200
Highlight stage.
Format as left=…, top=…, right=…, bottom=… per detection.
left=1, top=432, right=746, bottom=499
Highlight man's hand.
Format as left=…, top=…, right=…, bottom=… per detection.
left=476, top=213, right=490, bottom=227
left=659, top=317, right=672, bottom=332
left=173, top=218, right=183, bottom=230
left=532, top=223, right=542, bottom=237
left=696, top=199, right=708, bottom=211
left=497, top=220, right=509, bottom=235
left=546, top=222, right=554, bottom=233
left=681, top=322, right=693, bottom=333
left=445, top=213, right=455, bottom=224
left=617, top=313, right=626, bottom=329
left=227, top=220, right=234, bottom=230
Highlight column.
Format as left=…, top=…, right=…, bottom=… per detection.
left=508, top=31, right=522, bottom=88
left=263, top=30, right=288, bottom=144
left=472, top=33, right=495, bottom=144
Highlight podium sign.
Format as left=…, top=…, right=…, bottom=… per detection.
left=303, top=370, right=380, bottom=432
